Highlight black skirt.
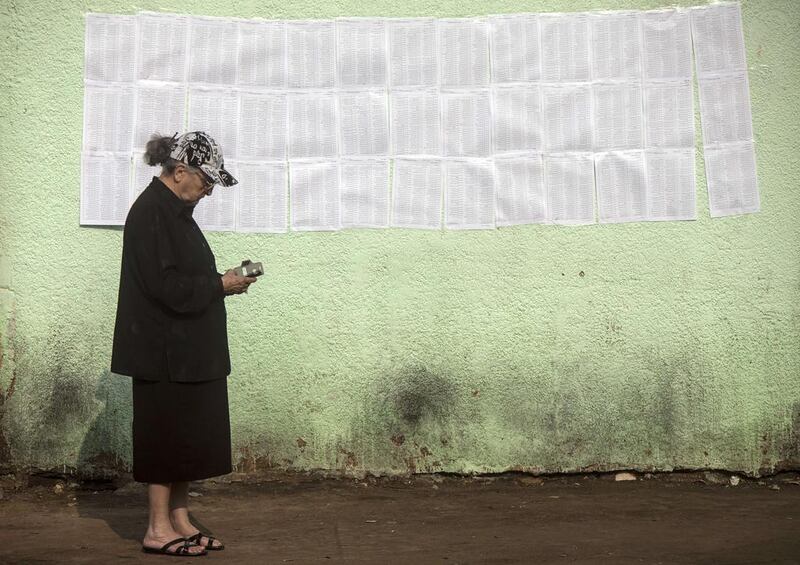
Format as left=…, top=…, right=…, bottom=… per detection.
left=132, top=377, right=232, bottom=483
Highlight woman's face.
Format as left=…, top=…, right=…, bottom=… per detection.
left=174, top=164, right=215, bottom=205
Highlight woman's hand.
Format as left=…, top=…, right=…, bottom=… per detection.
left=221, top=270, right=257, bottom=295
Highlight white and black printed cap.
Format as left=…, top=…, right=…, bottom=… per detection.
left=169, top=131, right=238, bottom=187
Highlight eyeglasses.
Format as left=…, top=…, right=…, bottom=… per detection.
left=197, top=172, right=215, bottom=195
left=183, top=165, right=216, bottom=195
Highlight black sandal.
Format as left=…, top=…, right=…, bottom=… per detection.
left=187, top=532, right=225, bottom=551
left=142, top=537, right=207, bottom=557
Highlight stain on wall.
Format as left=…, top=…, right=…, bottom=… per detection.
left=0, top=290, right=16, bottom=470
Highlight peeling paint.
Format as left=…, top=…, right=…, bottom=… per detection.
left=338, top=447, right=358, bottom=470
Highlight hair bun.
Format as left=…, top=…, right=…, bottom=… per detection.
left=143, top=134, right=175, bottom=166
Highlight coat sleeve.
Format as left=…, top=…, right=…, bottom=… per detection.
left=126, top=206, right=224, bottom=314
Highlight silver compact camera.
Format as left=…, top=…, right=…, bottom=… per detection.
left=233, top=259, right=264, bottom=278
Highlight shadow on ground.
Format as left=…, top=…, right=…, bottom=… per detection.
left=73, top=371, right=218, bottom=544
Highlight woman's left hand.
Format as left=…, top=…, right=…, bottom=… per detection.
left=221, top=270, right=257, bottom=295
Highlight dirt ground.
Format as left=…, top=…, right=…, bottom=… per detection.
left=0, top=471, right=798, bottom=564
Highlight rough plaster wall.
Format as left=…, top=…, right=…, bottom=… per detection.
left=0, top=0, right=798, bottom=477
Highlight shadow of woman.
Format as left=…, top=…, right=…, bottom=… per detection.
left=74, top=371, right=214, bottom=544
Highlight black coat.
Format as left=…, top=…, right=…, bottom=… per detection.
left=111, top=177, right=230, bottom=382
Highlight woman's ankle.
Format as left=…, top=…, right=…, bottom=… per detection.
left=169, top=519, right=198, bottom=535
left=144, top=525, right=180, bottom=540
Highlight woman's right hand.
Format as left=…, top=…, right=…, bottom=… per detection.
left=221, top=270, right=257, bottom=295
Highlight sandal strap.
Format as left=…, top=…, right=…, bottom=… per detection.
left=160, top=537, right=189, bottom=553
left=188, top=531, right=219, bottom=548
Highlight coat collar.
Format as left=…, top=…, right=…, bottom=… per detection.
left=150, top=177, right=190, bottom=217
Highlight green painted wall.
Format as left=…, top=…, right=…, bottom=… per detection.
left=1, top=0, right=798, bottom=478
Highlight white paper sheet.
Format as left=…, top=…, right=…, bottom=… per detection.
left=340, top=158, right=390, bottom=228
left=643, top=80, right=694, bottom=148
left=540, top=13, right=591, bottom=82
left=80, top=152, right=131, bottom=225
left=641, top=9, right=693, bottom=80
left=387, top=19, right=438, bottom=87
left=337, top=90, right=389, bottom=156
left=489, top=14, right=540, bottom=83
left=444, top=159, right=495, bottom=229
left=590, top=11, right=641, bottom=81
left=237, top=20, right=287, bottom=88
left=336, top=19, right=387, bottom=87
left=442, top=90, right=493, bottom=157
left=392, top=158, right=442, bottom=229
left=84, top=14, right=136, bottom=83
left=83, top=83, right=135, bottom=152
left=690, top=3, right=747, bottom=78
left=187, top=87, right=239, bottom=159
left=290, top=161, right=341, bottom=231
left=542, top=85, right=592, bottom=152
left=439, top=19, right=490, bottom=87
left=288, top=93, right=338, bottom=159
left=235, top=161, right=288, bottom=233
left=704, top=141, right=759, bottom=217
left=287, top=20, right=336, bottom=88
left=131, top=151, right=156, bottom=204
left=492, top=85, right=543, bottom=154
left=494, top=154, right=547, bottom=226
left=698, top=72, right=753, bottom=146
left=192, top=173, right=237, bottom=232
left=595, top=150, right=647, bottom=223
left=592, top=82, right=644, bottom=151
left=136, top=13, right=189, bottom=83
left=188, top=17, right=239, bottom=85
left=545, top=153, right=595, bottom=224
left=390, top=89, right=441, bottom=156
left=133, top=84, right=186, bottom=149
left=645, top=148, right=696, bottom=221
left=238, top=92, right=287, bottom=160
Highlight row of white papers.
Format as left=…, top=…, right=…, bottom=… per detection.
left=81, top=151, right=699, bottom=230
left=86, top=9, right=698, bottom=88
left=83, top=82, right=696, bottom=157
left=82, top=3, right=759, bottom=228
left=691, top=3, right=759, bottom=217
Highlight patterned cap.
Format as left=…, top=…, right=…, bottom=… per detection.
left=168, top=131, right=238, bottom=187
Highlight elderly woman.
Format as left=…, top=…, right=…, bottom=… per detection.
left=112, top=131, right=256, bottom=557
